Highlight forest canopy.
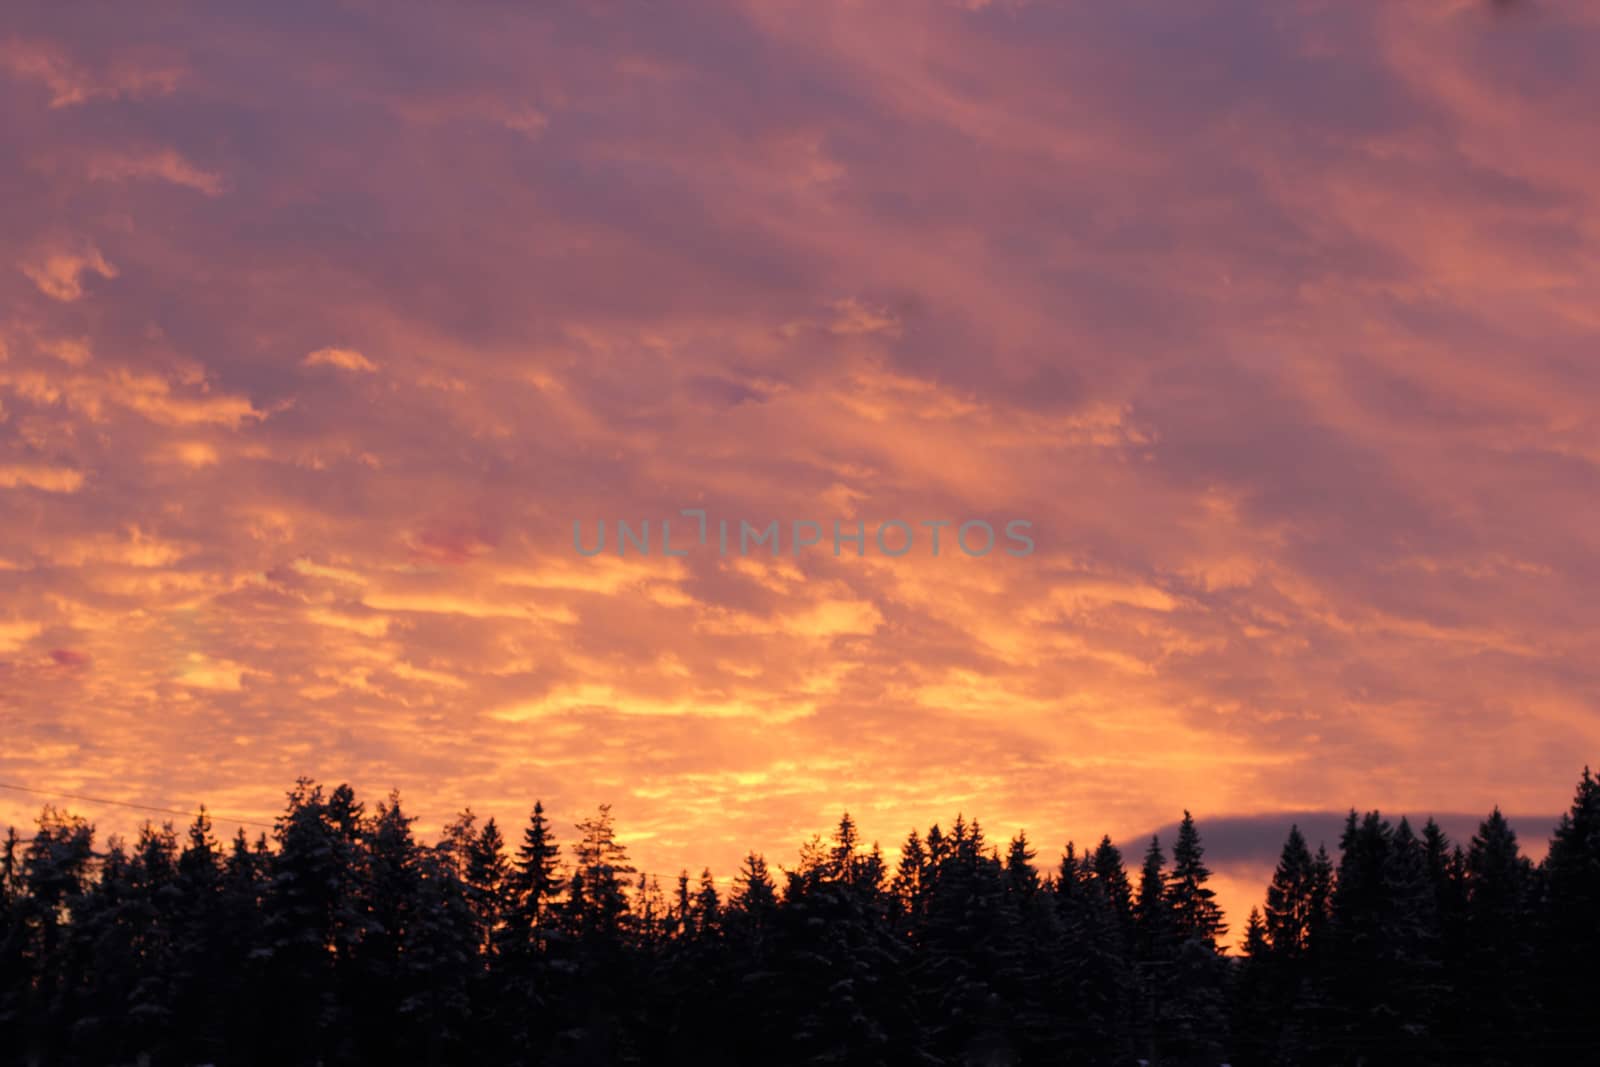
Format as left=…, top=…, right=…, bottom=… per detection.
left=3, top=769, right=1599, bottom=1066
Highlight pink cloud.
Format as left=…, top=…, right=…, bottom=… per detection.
left=1, top=0, right=1596, bottom=940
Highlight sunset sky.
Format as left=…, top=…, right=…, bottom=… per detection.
left=3, top=0, right=1598, bottom=937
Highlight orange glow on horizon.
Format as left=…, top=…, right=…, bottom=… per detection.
left=3, top=0, right=1597, bottom=943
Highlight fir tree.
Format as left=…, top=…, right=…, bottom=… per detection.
left=464, top=815, right=509, bottom=958
left=509, top=800, right=564, bottom=952
left=1133, top=834, right=1167, bottom=961
left=1541, top=767, right=1600, bottom=1053
left=694, top=867, right=720, bottom=936
left=168, top=810, right=226, bottom=1063
left=672, top=868, right=693, bottom=939
left=888, top=828, right=927, bottom=935
left=1325, top=810, right=1447, bottom=1061
left=1264, top=823, right=1316, bottom=958
left=258, top=779, right=369, bottom=1063
left=0, top=826, right=22, bottom=1043
left=1090, top=834, right=1135, bottom=941
left=1158, top=811, right=1229, bottom=1066
left=731, top=852, right=777, bottom=916
left=1459, top=808, right=1534, bottom=1062
left=1232, top=908, right=1277, bottom=1067
left=18, top=808, right=96, bottom=1060
left=1167, top=811, right=1225, bottom=947
left=569, top=804, right=635, bottom=940
left=1003, top=830, right=1040, bottom=902
left=404, top=838, right=479, bottom=1061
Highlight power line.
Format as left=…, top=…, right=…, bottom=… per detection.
left=0, top=781, right=277, bottom=831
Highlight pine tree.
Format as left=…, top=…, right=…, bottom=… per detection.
left=1541, top=767, right=1600, bottom=1053
left=731, top=852, right=777, bottom=916
left=216, top=825, right=268, bottom=1055
left=1421, top=817, right=1465, bottom=921
left=1003, top=831, right=1040, bottom=902
left=888, top=829, right=927, bottom=936
left=258, top=779, right=369, bottom=1063
left=1308, top=842, right=1334, bottom=954
left=1327, top=809, right=1384, bottom=1052
left=464, top=816, right=510, bottom=958
left=349, top=792, right=424, bottom=1062
left=19, top=808, right=96, bottom=1060
left=831, top=811, right=861, bottom=882
left=0, top=826, right=23, bottom=1044
left=1264, top=824, right=1316, bottom=958
left=672, top=868, right=693, bottom=938
left=1159, top=811, right=1229, bottom=1065
left=438, top=808, right=477, bottom=876
left=1090, top=834, right=1134, bottom=941
left=169, top=809, right=226, bottom=1063
left=67, top=831, right=137, bottom=1064
left=1167, top=811, right=1225, bottom=947
left=1134, top=835, right=1167, bottom=961
left=1457, top=808, right=1534, bottom=1062
left=1054, top=839, right=1136, bottom=1063
left=1232, top=908, right=1277, bottom=1067
left=691, top=868, right=720, bottom=938
left=1325, top=810, right=1446, bottom=1062
left=721, top=852, right=782, bottom=1061
left=632, top=872, right=668, bottom=947
left=0, top=825, right=17, bottom=910
left=121, top=820, right=182, bottom=1056
left=928, top=823, right=1007, bottom=1052
left=1248, top=825, right=1333, bottom=1064
left=509, top=800, right=564, bottom=953
left=570, top=804, right=633, bottom=939
left=769, top=814, right=914, bottom=1066
left=502, top=799, right=572, bottom=1062
left=1389, top=817, right=1447, bottom=1052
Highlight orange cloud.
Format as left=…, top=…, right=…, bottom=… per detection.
left=304, top=347, right=379, bottom=373
left=20, top=245, right=117, bottom=301
left=0, top=463, right=85, bottom=492
left=2, top=0, right=1597, bottom=945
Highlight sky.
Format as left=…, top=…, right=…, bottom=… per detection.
left=2, top=0, right=1597, bottom=938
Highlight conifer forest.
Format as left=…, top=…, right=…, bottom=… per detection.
left=3, top=769, right=1599, bottom=1066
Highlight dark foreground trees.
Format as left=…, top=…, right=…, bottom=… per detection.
left=3, top=768, right=1598, bottom=1066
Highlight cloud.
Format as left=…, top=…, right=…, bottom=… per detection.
left=2, top=0, right=1598, bottom=940
left=20, top=245, right=117, bottom=301
left=84, top=148, right=224, bottom=196
left=0, top=38, right=181, bottom=108
left=0, top=464, right=85, bottom=492
left=0, top=620, right=43, bottom=654
left=163, top=441, right=220, bottom=468
left=176, top=654, right=252, bottom=691
left=304, top=347, right=379, bottom=373
left=112, top=373, right=263, bottom=427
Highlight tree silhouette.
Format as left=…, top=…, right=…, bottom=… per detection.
left=3, top=769, right=1599, bottom=1065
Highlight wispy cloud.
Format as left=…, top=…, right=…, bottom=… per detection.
left=1, top=0, right=1596, bottom=937
left=304, top=347, right=379, bottom=374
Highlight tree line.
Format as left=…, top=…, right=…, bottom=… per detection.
left=3, top=768, right=1598, bottom=1066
